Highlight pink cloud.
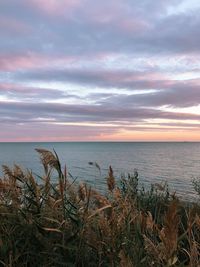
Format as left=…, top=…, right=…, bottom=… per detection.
left=0, top=53, right=76, bottom=71
left=80, top=1, right=150, bottom=34
left=99, top=70, right=169, bottom=84
left=0, top=15, right=30, bottom=34
left=29, top=0, right=82, bottom=16
left=118, top=18, right=150, bottom=33
left=0, top=54, right=42, bottom=71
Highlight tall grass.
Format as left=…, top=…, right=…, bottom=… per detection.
left=0, top=149, right=200, bottom=266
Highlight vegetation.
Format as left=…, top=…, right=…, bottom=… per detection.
left=0, top=149, right=200, bottom=266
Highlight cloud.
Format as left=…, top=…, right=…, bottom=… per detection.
left=10, top=67, right=200, bottom=109
left=93, top=81, right=200, bottom=108
left=0, top=83, right=82, bottom=102
left=12, top=68, right=170, bottom=90
left=0, top=0, right=199, bottom=56
left=1, top=101, right=200, bottom=124
left=0, top=0, right=200, bottom=141
left=29, top=0, right=82, bottom=16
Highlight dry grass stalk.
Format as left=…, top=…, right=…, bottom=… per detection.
left=159, top=200, right=180, bottom=263
left=78, top=182, right=87, bottom=201
left=35, top=148, right=60, bottom=173
left=107, top=166, right=115, bottom=192
left=1, top=148, right=200, bottom=266
left=119, top=249, right=134, bottom=267
left=143, top=235, right=161, bottom=264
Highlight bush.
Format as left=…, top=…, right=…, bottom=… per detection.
left=0, top=149, right=200, bottom=266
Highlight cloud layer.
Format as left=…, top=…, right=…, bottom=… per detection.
left=0, top=0, right=200, bottom=141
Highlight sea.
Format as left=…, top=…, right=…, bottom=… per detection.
left=0, top=142, right=200, bottom=201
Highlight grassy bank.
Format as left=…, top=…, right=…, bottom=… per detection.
left=0, top=149, right=200, bottom=266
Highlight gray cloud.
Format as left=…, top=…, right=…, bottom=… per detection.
left=0, top=101, right=200, bottom=123
left=11, top=68, right=200, bottom=109
left=0, top=83, right=81, bottom=101
left=93, top=84, right=200, bottom=108
left=0, top=0, right=199, bottom=56
left=0, top=0, right=200, bottom=141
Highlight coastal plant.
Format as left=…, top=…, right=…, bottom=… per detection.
left=192, top=177, right=200, bottom=197
left=0, top=149, right=200, bottom=266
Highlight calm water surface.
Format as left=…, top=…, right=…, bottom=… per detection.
left=0, top=142, right=200, bottom=200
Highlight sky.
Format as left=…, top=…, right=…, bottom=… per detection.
left=0, top=0, right=200, bottom=142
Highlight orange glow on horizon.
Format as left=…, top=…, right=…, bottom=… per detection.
left=97, top=130, right=200, bottom=142
left=1, top=129, right=200, bottom=142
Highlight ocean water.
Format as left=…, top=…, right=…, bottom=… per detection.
left=0, top=142, right=200, bottom=200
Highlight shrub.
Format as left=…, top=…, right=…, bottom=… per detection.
left=0, top=149, right=200, bottom=266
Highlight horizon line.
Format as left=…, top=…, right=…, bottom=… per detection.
left=0, top=140, right=199, bottom=143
